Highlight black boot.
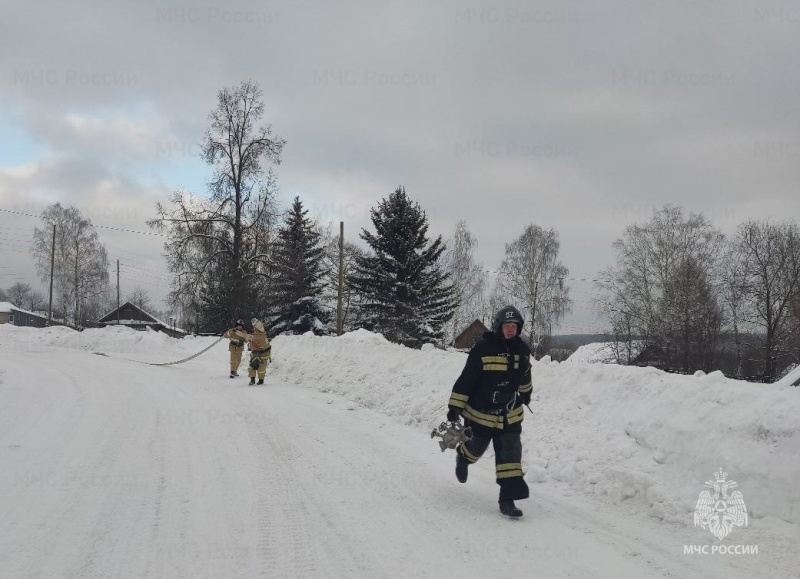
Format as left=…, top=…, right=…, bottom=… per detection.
left=499, top=500, right=523, bottom=518
left=249, top=377, right=255, bottom=385
left=455, top=456, right=469, bottom=483
left=257, top=378, right=264, bottom=385
left=230, top=371, right=236, bottom=378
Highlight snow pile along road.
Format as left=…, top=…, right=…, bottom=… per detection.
left=269, top=330, right=800, bottom=530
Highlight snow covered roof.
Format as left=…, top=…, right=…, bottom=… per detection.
left=775, top=364, right=800, bottom=388
left=98, top=302, right=186, bottom=334
left=0, top=301, right=45, bottom=318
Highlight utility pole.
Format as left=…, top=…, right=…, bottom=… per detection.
left=47, top=224, right=55, bottom=325
left=116, top=260, right=120, bottom=325
left=336, top=221, right=344, bottom=335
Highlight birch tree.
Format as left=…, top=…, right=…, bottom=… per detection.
left=31, top=203, right=109, bottom=327
left=495, top=224, right=571, bottom=347
left=442, top=220, right=486, bottom=343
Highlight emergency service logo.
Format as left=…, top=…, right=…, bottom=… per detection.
left=684, top=468, right=758, bottom=556
left=693, top=467, right=748, bottom=540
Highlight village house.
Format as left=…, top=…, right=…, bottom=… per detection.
left=0, top=302, right=50, bottom=328
left=452, top=319, right=489, bottom=350
left=97, top=302, right=186, bottom=338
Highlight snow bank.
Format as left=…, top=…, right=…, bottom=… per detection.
left=0, top=324, right=207, bottom=362
left=565, top=340, right=644, bottom=364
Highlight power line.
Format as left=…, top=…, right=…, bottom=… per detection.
left=0, top=244, right=31, bottom=253
left=105, top=243, right=166, bottom=263
left=115, top=260, right=169, bottom=275
left=0, top=224, right=36, bottom=232
left=0, top=232, right=34, bottom=240
left=118, top=276, right=172, bottom=290
left=0, top=208, right=166, bottom=237
left=120, top=265, right=170, bottom=279
left=119, top=267, right=173, bottom=284
left=456, top=265, right=602, bottom=282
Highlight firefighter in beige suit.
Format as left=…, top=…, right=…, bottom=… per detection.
left=247, top=319, right=271, bottom=385
left=223, top=319, right=249, bottom=378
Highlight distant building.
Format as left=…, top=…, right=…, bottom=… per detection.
left=97, top=302, right=186, bottom=338
left=453, top=319, right=489, bottom=350
left=0, top=302, right=49, bottom=328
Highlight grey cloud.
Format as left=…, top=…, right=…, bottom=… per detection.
left=2, top=0, right=799, bottom=331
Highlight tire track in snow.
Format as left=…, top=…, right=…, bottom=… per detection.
left=247, top=385, right=503, bottom=579
left=243, top=403, right=323, bottom=578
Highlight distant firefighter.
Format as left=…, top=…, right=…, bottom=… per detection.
left=223, top=319, right=249, bottom=378
left=247, top=318, right=271, bottom=385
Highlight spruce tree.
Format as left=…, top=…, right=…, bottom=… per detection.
left=198, top=254, right=262, bottom=332
left=197, top=260, right=233, bottom=331
left=269, top=197, right=331, bottom=335
left=351, top=186, right=456, bottom=347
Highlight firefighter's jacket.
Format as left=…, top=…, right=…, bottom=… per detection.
left=224, top=328, right=249, bottom=350
left=248, top=327, right=271, bottom=357
left=448, top=331, right=532, bottom=433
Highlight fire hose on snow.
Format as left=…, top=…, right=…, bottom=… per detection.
left=92, top=333, right=226, bottom=366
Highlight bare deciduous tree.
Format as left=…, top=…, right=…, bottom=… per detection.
left=495, top=224, right=571, bottom=349
left=442, top=220, right=486, bottom=344
left=660, top=257, right=724, bottom=372
left=734, top=219, right=800, bottom=380
left=790, top=290, right=800, bottom=368
left=31, top=203, right=109, bottom=327
left=6, top=282, right=32, bottom=309
left=720, top=244, right=750, bottom=378
left=148, top=80, right=285, bottom=328
left=127, top=287, right=153, bottom=312
left=596, top=206, right=724, bottom=371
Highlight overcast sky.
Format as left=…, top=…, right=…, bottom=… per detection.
left=2, top=0, right=799, bottom=333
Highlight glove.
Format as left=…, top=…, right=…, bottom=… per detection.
left=519, top=391, right=531, bottom=406
left=446, top=407, right=461, bottom=423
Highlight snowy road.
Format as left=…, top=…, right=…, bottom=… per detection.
left=0, top=345, right=791, bottom=578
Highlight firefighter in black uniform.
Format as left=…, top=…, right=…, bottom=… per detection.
left=446, top=305, right=533, bottom=517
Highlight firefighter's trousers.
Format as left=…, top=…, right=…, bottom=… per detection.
left=456, top=420, right=530, bottom=501
left=248, top=351, right=270, bottom=380
left=229, top=344, right=244, bottom=374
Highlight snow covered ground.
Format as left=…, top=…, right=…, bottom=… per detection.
left=1, top=325, right=798, bottom=578
left=565, top=340, right=644, bottom=364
